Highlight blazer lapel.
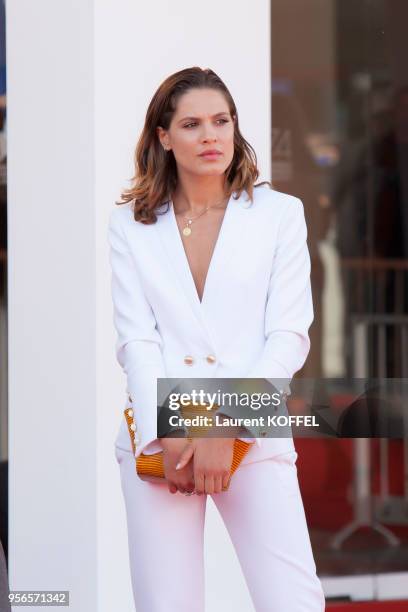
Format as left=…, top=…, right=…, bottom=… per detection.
left=153, top=189, right=252, bottom=349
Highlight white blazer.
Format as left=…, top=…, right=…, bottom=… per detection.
left=108, top=184, right=314, bottom=465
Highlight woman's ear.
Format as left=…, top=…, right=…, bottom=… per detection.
left=156, top=126, right=169, bottom=150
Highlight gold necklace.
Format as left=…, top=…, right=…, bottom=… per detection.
left=177, top=197, right=228, bottom=237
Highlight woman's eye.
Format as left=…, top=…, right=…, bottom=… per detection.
left=183, top=119, right=229, bottom=129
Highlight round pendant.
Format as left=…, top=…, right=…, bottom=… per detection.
left=183, top=227, right=192, bottom=236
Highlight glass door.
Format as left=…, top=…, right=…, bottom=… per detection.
left=272, top=0, right=408, bottom=602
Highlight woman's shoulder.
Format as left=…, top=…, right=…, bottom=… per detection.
left=251, top=184, right=304, bottom=220
left=109, top=201, right=133, bottom=224
left=109, top=200, right=171, bottom=226
left=108, top=201, right=150, bottom=234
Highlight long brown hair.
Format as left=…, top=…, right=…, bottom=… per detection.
left=116, top=67, right=271, bottom=223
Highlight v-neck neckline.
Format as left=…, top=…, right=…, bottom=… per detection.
left=168, top=192, right=234, bottom=306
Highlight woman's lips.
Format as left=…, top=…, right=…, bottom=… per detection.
left=199, top=152, right=222, bottom=160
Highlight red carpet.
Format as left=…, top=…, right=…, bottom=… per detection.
left=326, top=601, right=408, bottom=611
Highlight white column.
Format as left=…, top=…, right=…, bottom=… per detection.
left=7, top=1, right=270, bottom=610
left=7, top=0, right=96, bottom=609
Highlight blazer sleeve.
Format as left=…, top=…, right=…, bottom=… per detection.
left=108, top=208, right=167, bottom=458
left=216, top=196, right=314, bottom=443
left=246, top=196, right=314, bottom=382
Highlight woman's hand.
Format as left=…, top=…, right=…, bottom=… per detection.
left=175, top=437, right=236, bottom=495
left=159, top=437, right=195, bottom=495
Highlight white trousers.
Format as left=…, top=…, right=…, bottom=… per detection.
left=115, top=445, right=326, bottom=612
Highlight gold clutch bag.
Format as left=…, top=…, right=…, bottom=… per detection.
left=124, top=403, right=253, bottom=491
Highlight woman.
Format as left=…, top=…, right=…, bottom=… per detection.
left=109, top=67, right=325, bottom=611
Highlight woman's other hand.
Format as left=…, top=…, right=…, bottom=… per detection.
left=175, top=436, right=237, bottom=494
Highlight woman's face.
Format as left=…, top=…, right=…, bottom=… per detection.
left=157, top=87, right=235, bottom=178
